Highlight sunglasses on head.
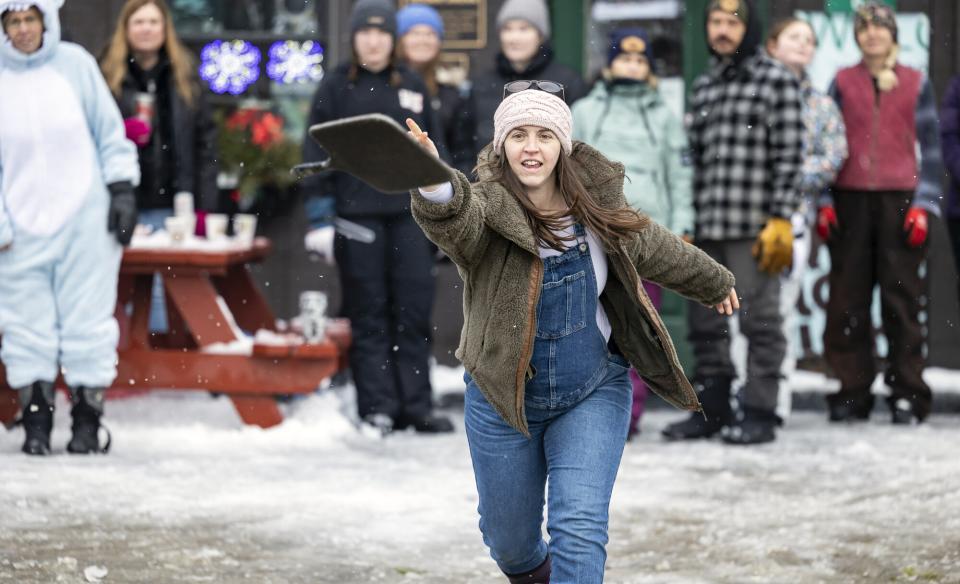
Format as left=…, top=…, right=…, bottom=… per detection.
left=502, top=80, right=566, bottom=101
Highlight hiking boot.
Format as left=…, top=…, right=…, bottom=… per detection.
left=395, top=413, right=454, bottom=434
left=826, top=391, right=873, bottom=423
left=722, top=406, right=781, bottom=445
left=67, top=387, right=110, bottom=454
left=17, top=381, right=55, bottom=456
left=505, top=555, right=550, bottom=584
left=661, top=377, right=732, bottom=441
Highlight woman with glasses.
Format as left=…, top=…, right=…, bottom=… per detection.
left=572, top=27, right=694, bottom=439
left=404, top=86, right=737, bottom=582
left=466, top=0, right=586, bottom=170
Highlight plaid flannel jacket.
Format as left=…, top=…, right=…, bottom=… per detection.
left=689, top=53, right=805, bottom=240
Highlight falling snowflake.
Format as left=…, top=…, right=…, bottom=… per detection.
left=266, top=40, right=325, bottom=85
left=199, top=40, right=261, bottom=95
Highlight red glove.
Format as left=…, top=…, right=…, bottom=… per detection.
left=903, top=207, right=928, bottom=248
left=816, top=205, right=839, bottom=241
left=124, top=117, right=152, bottom=147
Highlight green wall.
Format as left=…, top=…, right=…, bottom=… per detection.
left=549, top=0, right=586, bottom=74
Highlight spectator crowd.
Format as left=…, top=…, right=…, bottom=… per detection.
left=3, top=0, right=960, bottom=580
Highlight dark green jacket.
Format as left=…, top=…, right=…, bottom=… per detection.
left=411, top=143, right=735, bottom=436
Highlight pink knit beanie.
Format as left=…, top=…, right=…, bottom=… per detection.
left=493, top=90, right=573, bottom=155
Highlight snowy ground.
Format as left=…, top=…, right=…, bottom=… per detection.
left=2, top=367, right=959, bottom=584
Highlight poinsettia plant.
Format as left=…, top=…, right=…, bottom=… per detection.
left=216, top=105, right=301, bottom=208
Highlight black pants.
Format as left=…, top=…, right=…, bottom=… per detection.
left=950, top=218, right=960, bottom=301
left=335, top=213, right=436, bottom=420
left=824, top=190, right=931, bottom=417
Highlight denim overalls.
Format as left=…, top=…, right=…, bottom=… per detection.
left=464, top=224, right=633, bottom=583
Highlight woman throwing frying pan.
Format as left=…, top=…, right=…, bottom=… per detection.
left=404, top=84, right=738, bottom=583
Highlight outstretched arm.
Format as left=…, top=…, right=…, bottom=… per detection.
left=628, top=220, right=736, bottom=308
left=407, top=119, right=491, bottom=268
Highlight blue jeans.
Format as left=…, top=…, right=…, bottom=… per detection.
left=464, top=223, right=632, bottom=582
left=137, top=208, right=174, bottom=333
left=464, top=361, right=631, bottom=582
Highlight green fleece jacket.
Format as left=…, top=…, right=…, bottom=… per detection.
left=411, top=143, right=734, bottom=436
left=572, top=80, right=694, bottom=235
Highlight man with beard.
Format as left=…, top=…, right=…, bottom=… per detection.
left=661, top=0, right=804, bottom=445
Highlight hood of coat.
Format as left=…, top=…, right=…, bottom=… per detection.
left=587, top=78, right=661, bottom=108
left=704, top=0, right=761, bottom=69
left=0, top=0, right=63, bottom=69
left=473, top=140, right=627, bottom=253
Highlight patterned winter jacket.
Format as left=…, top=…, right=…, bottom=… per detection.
left=799, top=76, right=847, bottom=199
left=688, top=53, right=805, bottom=241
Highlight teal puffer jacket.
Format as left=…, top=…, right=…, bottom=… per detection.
left=572, top=80, right=693, bottom=235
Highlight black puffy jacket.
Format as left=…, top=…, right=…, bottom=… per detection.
left=115, top=55, right=219, bottom=211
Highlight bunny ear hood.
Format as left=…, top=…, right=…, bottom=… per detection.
left=0, top=0, right=63, bottom=68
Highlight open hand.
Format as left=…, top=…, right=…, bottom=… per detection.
left=714, top=288, right=740, bottom=315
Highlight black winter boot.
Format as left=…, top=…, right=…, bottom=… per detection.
left=826, top=390, right=873, bottom=422
left=890, top=398, right=922, bottom=425
left=722, top=406, right=781, bottom=445
left=661, top=377, right=733, bottom=441
left=505, top=555, right=550, bottom=584
left=17, top=381, right=55, bottom=456
left=67, top=387, right=110, bottom=454
left=394, top=412, right=454, bottom=434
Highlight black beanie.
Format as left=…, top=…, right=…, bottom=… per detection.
left=350, top=0, right=396, bottom=37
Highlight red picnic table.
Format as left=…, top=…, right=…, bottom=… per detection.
left=0, top=237, right=349, bottom=429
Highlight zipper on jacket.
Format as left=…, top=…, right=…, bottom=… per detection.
left=637, top=103, right=658, bottom=146
left=515, top=257, right=543, bottom=434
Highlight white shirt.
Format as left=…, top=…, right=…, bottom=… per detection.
left=420, top=183, right=612, bottom=341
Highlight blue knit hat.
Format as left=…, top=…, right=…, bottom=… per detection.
left=397, top=3, right=444, bottom=38
left=607, top=27, right=655, bottom=72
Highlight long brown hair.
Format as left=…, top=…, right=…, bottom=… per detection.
left=100, top=0, right=196, bottom=105
left=348, top=30, right=402, bottom=87
left=476, top=148, right=650, bottom=253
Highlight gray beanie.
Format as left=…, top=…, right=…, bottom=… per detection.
left=350, top=0, right=397, bottom=36
left=497, top=0, right=550, bottom=40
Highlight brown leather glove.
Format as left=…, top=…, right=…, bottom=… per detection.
left=752, top=217, right=793, bottom=275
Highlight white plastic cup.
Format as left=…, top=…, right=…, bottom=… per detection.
left=233, top=213, right=258, bottom=246
left=173, top=191, right=194, bottom=217
left=205, top=213, right=228, bottom=240
left=164, top=215, right=190, bottom=245
left=299, top=291, right=328, bottom=343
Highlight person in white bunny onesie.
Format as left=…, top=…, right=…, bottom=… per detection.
left=0, top=0, right=140, bottom=455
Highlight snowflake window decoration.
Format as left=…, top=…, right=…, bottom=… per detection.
left=199, top=40, right=262, bottom=95
left=267, top=40, right=325, bottom=85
